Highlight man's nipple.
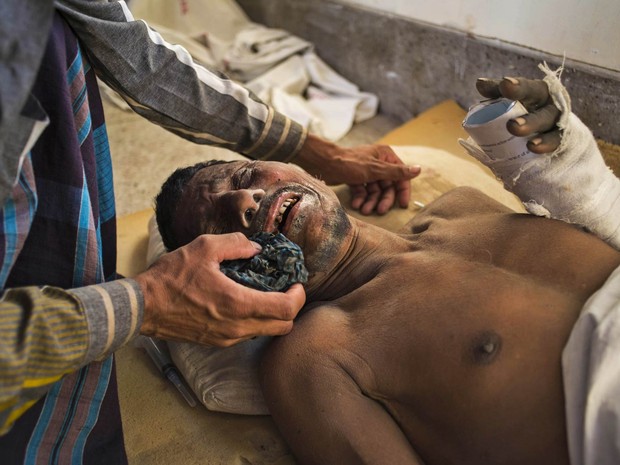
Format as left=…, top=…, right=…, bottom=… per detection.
left=469, top=330, right=502, bottom=365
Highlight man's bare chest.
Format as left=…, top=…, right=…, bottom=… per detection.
left=331, top=211, right=619, bottom=396
left=400, top=208, right=619, bottom=296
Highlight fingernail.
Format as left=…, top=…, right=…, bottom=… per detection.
left=530, top=137, right=542, bottom=146
left=409, top=165, right=421, bottom=174
left=513, top=117, right=527, bottom=126
left=250, top=241, right=262, bottom=252
left=476, top=77, right=491, bottom=82
left=503, top=76, right=519, bottom=85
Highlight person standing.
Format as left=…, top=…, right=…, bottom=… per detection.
left=0, top=1, right=419, bottom=463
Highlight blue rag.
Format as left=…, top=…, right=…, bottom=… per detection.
left=220, top=232, right=308, bottom=291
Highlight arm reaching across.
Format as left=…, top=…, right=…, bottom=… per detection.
left=460, top=64, right=620, bottom=249
left=295, top=134, right=421, bottom=215
left=0, top=233, right=305, bottom=433
left=56, top=0, right=419, bottom=215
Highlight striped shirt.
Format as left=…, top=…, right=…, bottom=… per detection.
left=0, top=12, right=144, bottom=459
left=0, top=0, right=307, bottom=453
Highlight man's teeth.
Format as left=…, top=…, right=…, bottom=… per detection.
left=274, top=197, right=298, bottom=229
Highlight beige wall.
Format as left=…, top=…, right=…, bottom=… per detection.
left=338, top=0, right=620, bottom=72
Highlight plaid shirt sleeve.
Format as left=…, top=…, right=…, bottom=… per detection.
left=55, top=0, right=307, bottom=162
left=0, top=279, right=143, bottom=434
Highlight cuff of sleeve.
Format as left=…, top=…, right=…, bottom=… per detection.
left=69, top=279, right=144, bottom=363
left=244, top=108, right=308, bottom=163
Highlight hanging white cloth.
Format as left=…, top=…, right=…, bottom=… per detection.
left=120, top=0, right=378, bottom=141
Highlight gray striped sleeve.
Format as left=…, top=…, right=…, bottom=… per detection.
left=56, top=0, right=307, bottom=162
left=69, top=279, right=143, bottom=363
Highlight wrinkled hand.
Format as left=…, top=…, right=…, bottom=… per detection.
left=134, top=233, right=306, bottom=347
left=476, top=76, right=561, bottom=154
left=294, top=134, right=421, bottom=215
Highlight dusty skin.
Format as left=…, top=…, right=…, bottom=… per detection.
left=160, top=157, right=620, bottom=465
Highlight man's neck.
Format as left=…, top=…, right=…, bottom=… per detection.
left=305, top=217, right=409, bottom=302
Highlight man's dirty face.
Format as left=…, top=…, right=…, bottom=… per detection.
left=173, top=160, right=351, bottom=273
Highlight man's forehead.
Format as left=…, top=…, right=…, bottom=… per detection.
left=191, top=160, right=246, bottom=187
left=188, top=160, right=308, bottom=192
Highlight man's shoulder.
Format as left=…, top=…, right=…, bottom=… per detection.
left=398, top=186, right=515, bottom=236
left=426, top=186, right=514, bottom=218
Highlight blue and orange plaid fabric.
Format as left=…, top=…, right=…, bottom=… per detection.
left=0, top=13, right=126, bottom=464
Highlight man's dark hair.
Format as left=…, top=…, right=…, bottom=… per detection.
left=155, top=160, right=232, bottom=251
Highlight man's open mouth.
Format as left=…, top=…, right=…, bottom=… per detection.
left=252, top=185, right=318, bottom=238
left=272, top=195, right=300, bottom=235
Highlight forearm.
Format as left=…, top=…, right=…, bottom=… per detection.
left=0, top=279, right=142, bottom=434
left=513, top=111, right=620, bottom=249
left=55, top=0, right=307, bottom=161
left=510, top=67, right=620, bottom=249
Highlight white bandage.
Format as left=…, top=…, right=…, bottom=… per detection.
left=459, top=64, right=620, bottom=250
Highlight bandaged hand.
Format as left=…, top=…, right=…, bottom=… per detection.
left=474, top=75, right=561, bottom=154
left=295, top=133, right=421, bottom=215
left=135, top=233, right=306, bottom=347
left=460, top=64, right=620, bottom=249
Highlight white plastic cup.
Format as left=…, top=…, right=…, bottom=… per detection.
left=462, top=98, right=535, bottom=162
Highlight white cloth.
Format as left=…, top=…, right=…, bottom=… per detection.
left=563, top=264, right=620, bottom=465
left=223, top=23, right=312, bottom=81
left=168, top=337, right=271, bottom=415
left=129, top=0, right=251, bottom=46
left=245, top=52, right=378, bottom=141
left=147, top=215, right=270, bottom=414
left=122, top=0, right=378, bottom=141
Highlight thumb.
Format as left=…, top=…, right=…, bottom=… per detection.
left=209, top=232, right=262, bottom=262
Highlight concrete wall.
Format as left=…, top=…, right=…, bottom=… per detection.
left=237, top=0, right=620, bottom=144
left=339, top=0, right=620, bottom=72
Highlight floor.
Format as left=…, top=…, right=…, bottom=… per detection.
left=104, top=96, right=400, bottom=218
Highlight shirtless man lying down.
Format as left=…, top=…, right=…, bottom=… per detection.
left=151, top=71, right=620, bottom=465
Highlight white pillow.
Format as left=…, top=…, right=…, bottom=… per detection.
left=146, top=215, right=269, bottom=415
